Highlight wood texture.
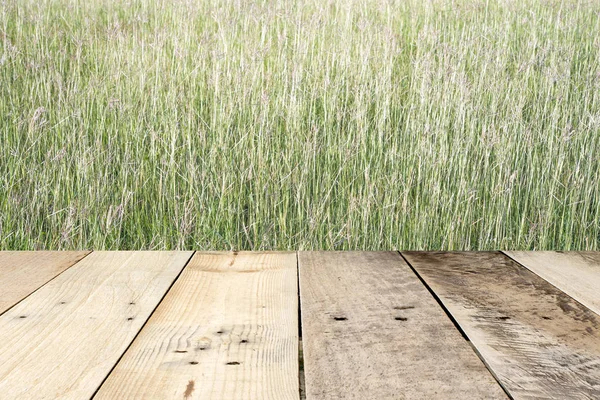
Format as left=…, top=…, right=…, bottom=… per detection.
left=95, top=251, right=299, bottom=400
left=0, top=251, right=89, bottom=315
left=299, top=251, right=506, bottom=400
left=0, top=251, right=193, bottom=399
left=505, top=251, right=600, bottom=316
left=403, top=251, right=600, bottom=400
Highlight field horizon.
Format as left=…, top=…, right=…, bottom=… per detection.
left=1, top=0, right=599, bottom=250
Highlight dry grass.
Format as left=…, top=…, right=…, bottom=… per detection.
left=1, top=0, right=599, bottom=250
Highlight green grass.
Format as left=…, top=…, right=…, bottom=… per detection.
left=1, top=0, right=599, bottom=250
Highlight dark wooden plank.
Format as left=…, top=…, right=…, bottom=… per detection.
left=505, top=251, right=600, bottom=316
left=299, top=251, right=507, bottom=399
left=403, top=251, right=600, bottom=399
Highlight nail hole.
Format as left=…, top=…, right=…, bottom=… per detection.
left=240, top=340, right=248, bottom=344
left=226, top=361, right=240, bottom=365
left=129, top=302, right=135, bottom=305
left=189, top=361, right=198, bottom=365
left=333, top=317, right=347, bottom=321
left=198, top=347, right=207, bottom=351
left=127, top=317, right=134, bottom=321
left=59, top=302, right=66, bottom=305
left=542, top=316, right=552, bottom=320
left=395, top=317, right=408, bottom=321
left=497, top=316, right=510, bottom=321
left=19, top=316, right=27, bottom=319
left=216, top=330, right=224, bottom=334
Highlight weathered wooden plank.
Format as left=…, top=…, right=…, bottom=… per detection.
left=299, top=251, right=507, bottom=399
left=0, top=251, right=90, bottom=315
left=95, top=251, right=299, bottom=400
left=0, top=251, right=193, bottom=399
left=505, top=251, right=600, bottom=317
left=403, top=251, right=600, bottom=399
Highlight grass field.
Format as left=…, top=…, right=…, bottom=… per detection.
left=1, top=0, right=599, bottom=250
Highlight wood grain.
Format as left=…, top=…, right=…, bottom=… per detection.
left=403, top=251, right=600, bottom=400
left=299, top=251, right=507, bottom=400
left=0, top=251, right=193, bottom=399
left=0, top=251, right=89, bottom=315
left=505, top=251, right=600, bottom=316
left=95, top=251, right=299, bottom=400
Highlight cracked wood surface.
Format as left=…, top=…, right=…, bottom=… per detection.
left=95, top=251, right=299, bottom=400
left=403, top=251, right=600, bottom=400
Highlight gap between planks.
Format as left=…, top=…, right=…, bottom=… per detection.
left=503, top=251, right=600, bottom=318
left=0, top=251, right=194, bottom=399
left=94, top=251, right=299, bottom=400
left=0, top=251, right=91, bottom=316
left=403, top=251, right=600, bottom=400
left=299, top=251, right=506, bottom=400
left=3, top=251, right=598, bottom=400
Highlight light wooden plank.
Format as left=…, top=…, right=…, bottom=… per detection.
left=299, top=251, right=507, bottom=400
left=403, top=251, right=600, bottom=399
left=0, top=251, right=90, bottom=315
left=95, top=251, right=299, bottom=400
left=505, top=251, right=600, bottom=316
left=0, top=251, right=193, bottom=399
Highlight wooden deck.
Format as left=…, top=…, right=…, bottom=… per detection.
left=0, top=251, right=599, bottom=399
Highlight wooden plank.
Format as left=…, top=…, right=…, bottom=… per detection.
left=95, top=251, right=299, bottom=400
left=402, top=251, right=600, bottom=399
left=299, top=251, right=507, bottom=399
left=0, top=251, right=90, bottom=315
left=505, top=251, right=600, bottom=316
left=0, top=251, right=193, bottom=399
